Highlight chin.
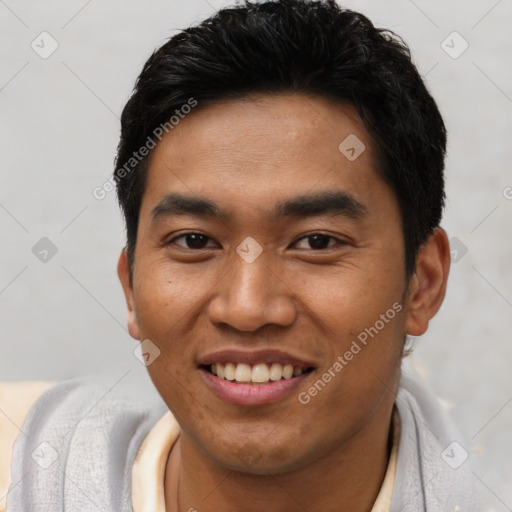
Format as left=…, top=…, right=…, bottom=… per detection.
left=209, top=439, right=312, bottom=476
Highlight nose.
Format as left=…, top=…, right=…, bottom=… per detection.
left=207, top=251, right=297, bottom=332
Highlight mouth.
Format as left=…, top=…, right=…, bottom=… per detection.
left=197, top=350, right=317, bottom=405
left=201, top=362, right=315, bottom=385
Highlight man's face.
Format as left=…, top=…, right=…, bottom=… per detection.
left=121, top=93, right=410, bottom=474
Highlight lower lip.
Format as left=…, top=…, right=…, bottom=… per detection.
left=200, top=368, right=312, bottom=406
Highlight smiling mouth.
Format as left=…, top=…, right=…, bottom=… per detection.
left=202, top=362, right=315, bottom=385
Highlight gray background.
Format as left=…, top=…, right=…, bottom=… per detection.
left=1, top=0, right=511, bottom=508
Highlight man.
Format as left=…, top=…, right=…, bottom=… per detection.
left=2, top=0, right=485, bottom=510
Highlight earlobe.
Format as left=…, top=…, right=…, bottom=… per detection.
left=117, top=249, right=141, bottom=341
left=404, top=228, right=451, bottom=337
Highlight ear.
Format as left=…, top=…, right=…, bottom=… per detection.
left=404, top=228, right=451, bottom=337
left=117, top=249, right=141, bottom=341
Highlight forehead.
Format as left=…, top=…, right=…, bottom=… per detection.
left=152, top=93, right=372, bottom=162
left=140, top=93, right=390, bottom=221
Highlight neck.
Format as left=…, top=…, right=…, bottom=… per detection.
left=165, top=402, right=396, bottom=512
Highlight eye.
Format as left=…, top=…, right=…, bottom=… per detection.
left=292, top=234, right=343, bottom=250
left=168, top=232, right=218, bottom=250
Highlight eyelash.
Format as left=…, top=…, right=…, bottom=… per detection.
left=166, top=232, right=345, bottom=250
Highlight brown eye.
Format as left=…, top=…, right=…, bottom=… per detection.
left=169, top=233, right=216, bottom=249
left=293, top=234, right=340, bottom=250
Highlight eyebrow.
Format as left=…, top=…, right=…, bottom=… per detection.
left=151, top=191, right=368, bottom=223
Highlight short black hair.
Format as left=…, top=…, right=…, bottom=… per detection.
left=115, top=0, right=447, bottom=278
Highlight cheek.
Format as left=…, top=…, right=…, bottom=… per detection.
left=290, top=255, right=406, bottom=395
left=133, top=258, right=209, bottom=335
left=291, top=254, right=404, bottom=333
left=131, top=259, right=226, bottom=401
left=131, top=264, right=194, bottom=379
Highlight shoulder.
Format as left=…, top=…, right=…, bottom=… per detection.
left=392, top=358, right=485, bottom=511
left=4, top=377, right=166, bottom=511
left=0, top=381, right=55, bottom=512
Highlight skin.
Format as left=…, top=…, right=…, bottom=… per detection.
left=118, top=93, right=451, bottom=512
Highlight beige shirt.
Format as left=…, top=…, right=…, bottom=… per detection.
left=0, top=382, right=400, bottom=512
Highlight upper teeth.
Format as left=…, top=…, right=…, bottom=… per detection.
left=210, top=362, right=306, bottom=384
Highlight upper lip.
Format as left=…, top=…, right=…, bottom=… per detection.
left=197, top=348, right=317, bottom=368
